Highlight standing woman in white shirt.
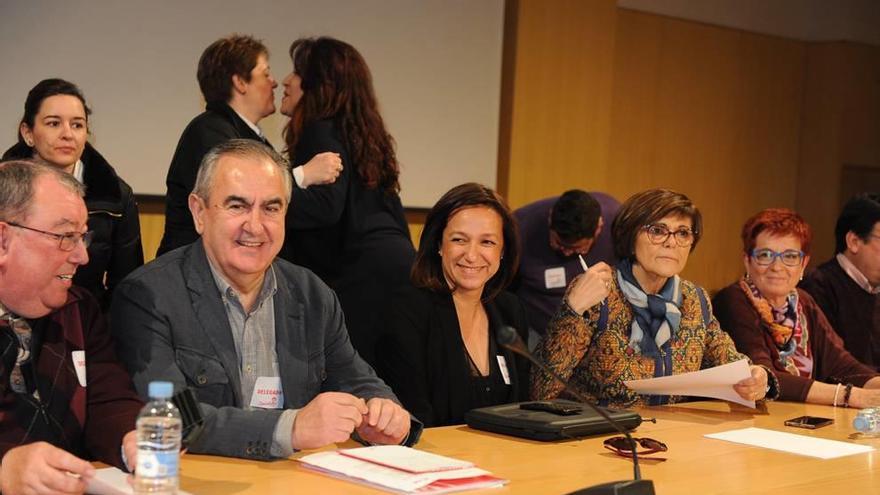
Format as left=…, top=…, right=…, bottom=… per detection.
left=3, top=79, right=143, bottom=310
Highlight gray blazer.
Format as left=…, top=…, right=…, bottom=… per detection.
left=111, top=240, right=402, bottom=459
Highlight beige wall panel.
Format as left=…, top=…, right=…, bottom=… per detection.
left=606, top=10, right=804, bottom=291
left=797, top=42, right=880, bottom=264
left=139, top=213, right=165, bottom=263
left=505, top=0, right=618, bottom=208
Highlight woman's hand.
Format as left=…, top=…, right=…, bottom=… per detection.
left=733, top=365, right=768, bottom=401
left=300, top=152, right=342, bottom=187
left=564, top=262, right=612, bottom=314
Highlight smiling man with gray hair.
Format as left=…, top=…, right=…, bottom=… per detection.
left=113, top=140, right=418, bottom=460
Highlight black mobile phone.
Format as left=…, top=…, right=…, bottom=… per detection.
left=784, top=415, right=834, bottom=429
left=519, top=401, right=583, bottom=416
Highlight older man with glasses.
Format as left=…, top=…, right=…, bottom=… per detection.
left=0, top=160, right=143, bottom=495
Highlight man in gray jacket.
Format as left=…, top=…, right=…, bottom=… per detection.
left=112, top=140, right=415, bottom=460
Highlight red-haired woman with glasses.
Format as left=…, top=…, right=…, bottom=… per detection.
left=713, top=208, right=880, bottom=407
left=531, top=189, right=771, bottom=408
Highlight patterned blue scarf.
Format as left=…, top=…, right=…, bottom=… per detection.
left=616, top=259, right=682, bottom=358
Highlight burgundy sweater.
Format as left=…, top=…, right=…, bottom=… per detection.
left=800, top=258, right=880, bottom=370
left=713, top=284, right=878, bottom=402
left=0, top=287, right=143, bottom=468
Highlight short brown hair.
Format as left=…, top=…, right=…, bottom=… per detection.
left=411, top=183, right=520, bottom=302
left=197, top=34, right=267, bottom=105
left=740, top=208, right=812, bottom=256
left=612, top=188, right=703, bottom=260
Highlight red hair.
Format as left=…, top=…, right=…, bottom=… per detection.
left=741, top=208, right=812, bottom=255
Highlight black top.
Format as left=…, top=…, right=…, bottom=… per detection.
left=281, top=119, right=414, bottom=366
left=376, top=286, right=531, bottom=427
left=2, top=142, right=143, bottom=311
left=157, top=101, right=270, bottom=256
left=464, top=336, right=513, bottom=412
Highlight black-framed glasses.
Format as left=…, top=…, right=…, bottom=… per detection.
left=750, top=248, right=804, bottom=267
left=6, top=222, right=93, bottom=251
left=603, top=436, right=668, bottom=457
left=642, top=224, right=696, bottom=247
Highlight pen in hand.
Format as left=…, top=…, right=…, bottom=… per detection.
left=578, top=254, right=589, bottom=272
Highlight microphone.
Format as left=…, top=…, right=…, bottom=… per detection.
left=497, top=325, right=656, bottom=495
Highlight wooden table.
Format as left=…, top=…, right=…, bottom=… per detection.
left=177, top=401, right=879, bottom=494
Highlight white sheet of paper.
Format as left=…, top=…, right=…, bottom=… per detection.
left=86, top=467, right=193, bottom=495
left=300, top=451, right=493, bottom=492
left=705, top=427, right=875, bottom=459
left=623, top=358, right=755, bottom=407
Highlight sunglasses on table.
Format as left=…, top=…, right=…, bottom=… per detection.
left=603, top=436, right=668, bottom=458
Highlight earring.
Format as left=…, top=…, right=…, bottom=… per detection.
left=745, top=272, right=751, bottom=281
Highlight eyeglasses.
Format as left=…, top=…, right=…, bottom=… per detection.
left=642, top=224, right=696, bottom=247
left=603, top=436, right=668, bottom=458
left=6, top=222, right=93, bottom=251
left=750, top=248, right=804, bottom=267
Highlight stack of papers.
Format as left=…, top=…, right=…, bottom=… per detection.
left=298, top=445, right=507, bottom=494
left=624, top=358, right=756, bottom=407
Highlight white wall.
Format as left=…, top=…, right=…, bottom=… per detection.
left=0, top=0, right=504, bottom=207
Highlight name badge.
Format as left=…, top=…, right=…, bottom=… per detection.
left=496, top=355, right=511, bottom=385
left=250, top=376, right=284, bottom=409
left=72, top=350, right=86, bottom=387
left=544, top=267, right=566, bottom=289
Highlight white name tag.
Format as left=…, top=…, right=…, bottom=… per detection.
left=250, top=376, right=284, bottom=409
left=72, top=350, right=86, bottom=387
left=544, top=267, right=566, bottom=289
left=496, top=355, right=511, bottom=385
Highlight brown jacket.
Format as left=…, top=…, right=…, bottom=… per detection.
left=713, top=284, right=877, bottom=402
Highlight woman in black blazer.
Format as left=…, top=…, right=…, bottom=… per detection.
left=377, top=183, right=531, bottom=427
left=278, top=37, right=414, bottom=367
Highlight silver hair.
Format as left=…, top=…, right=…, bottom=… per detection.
left=0, top=160, right=85, bottom=222
left=192, top=139, right=292, bottom=202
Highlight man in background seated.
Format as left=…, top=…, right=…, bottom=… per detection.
left=512, top=190, right=620, bottom=342
left=0, top=161, right=142, bottom=495
left=113, top=140, right=416, bottom=461
left=158, top=34, right=340, bottom=256
left=801, top=193, right=880, bottom=370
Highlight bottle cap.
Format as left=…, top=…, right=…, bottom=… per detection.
left=148, top=381, right=174, bottom=399
left=853, top=415, right=871, bottom=432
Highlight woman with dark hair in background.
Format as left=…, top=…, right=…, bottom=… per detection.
left=713, top=208, right=880, bottom=407
left=376, top=183, right=530, bottom=426
left=278, top=36, right=414, bottom=366
left=532, top=188, right=771, bottom=408
left=3, top=79, right=143, bottom=310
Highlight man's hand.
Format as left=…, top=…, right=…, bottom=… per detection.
left=121, top=430, right=137, bottom=472
left=300, top=152, right=343, bottom=187
left=357, top=398, right=411, bottom=445
left=733, top=365, right=769, bottom=402
left=291, top=392, right=368, bottom=450
left=0, top=442, right=94, bottom=495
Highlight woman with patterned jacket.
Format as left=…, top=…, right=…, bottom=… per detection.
left=531, top=188, right=772, bottom=408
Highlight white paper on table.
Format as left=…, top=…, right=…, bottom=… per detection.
left=705, top=427, right=875, bottom=459
left=624, top=358, right=755, bottom=407
left=86, top=467, right=193, bottom=495
left=300, top=451, right=492, bottom=492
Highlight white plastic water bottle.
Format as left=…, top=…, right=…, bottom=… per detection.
left=853, top=407, right=880, bottom=437
left=135, top=381, right=181, bottom=494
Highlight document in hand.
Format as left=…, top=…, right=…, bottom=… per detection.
left=298, top=445, right=508, bottom=494
left=624, top=358, right=755, bottom=407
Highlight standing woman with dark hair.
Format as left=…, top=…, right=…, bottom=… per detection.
left=376, top=183, right=530, bottom=427
left=3, top=79, right=143, bottom=310
left=278, top=36, right=414, bottom=365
